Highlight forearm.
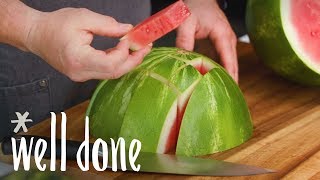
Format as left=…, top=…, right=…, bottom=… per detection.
left=0, top=0, right=41, bottom=51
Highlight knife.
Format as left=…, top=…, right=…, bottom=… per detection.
left=0, top=161, right=14, bottom=178
left=1, top=135, right=274, bottom=176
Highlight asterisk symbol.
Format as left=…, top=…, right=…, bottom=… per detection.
left=11, top=112, right=33, bottom=133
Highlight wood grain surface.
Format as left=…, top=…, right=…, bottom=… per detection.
left=1, top=42, right=320, bottom=179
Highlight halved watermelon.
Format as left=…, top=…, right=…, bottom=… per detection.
left=87, top=48, right=253, bottom=157
left=246, top=0, right=320, bottom=85
left=121, top=1, right=191, bottom=51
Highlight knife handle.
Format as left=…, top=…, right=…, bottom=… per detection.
left=1, top=135, right=93, bottom=161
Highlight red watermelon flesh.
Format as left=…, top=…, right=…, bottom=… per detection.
left=289, top=0, right=320, bottom=63
left=122, top=1, right=191, bottom=51
left=189, top=58, right=216, bottom=75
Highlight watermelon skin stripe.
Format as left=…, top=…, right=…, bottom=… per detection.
left=176, top=68, right=253, bottom=156
left=87, top=70, right=149, bottom=142
left=246, top=0, right=320, bottom=85
left=87, top=48, right=253, bottom=156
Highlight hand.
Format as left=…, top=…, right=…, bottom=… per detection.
left=176, top=0, right=238, bottom=82
left=25, top=8, right=151, bottom=82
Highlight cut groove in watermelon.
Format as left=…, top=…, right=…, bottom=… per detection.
left=282, top=0, right=320, bottom=73
left=173, top=57, right=216, bottom=76
left=148, top=71, right=181, bottom=95
left=157, top=79, right=201, bottom=154
left=154, top=57, right=216, bottom=153
left=189, top=58, right=216, bottom=75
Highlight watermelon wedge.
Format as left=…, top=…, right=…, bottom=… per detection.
left=87, top=48, right=253, bottom=157
left=121, top=1, right=191, bottom=51
left=246, top=0, right=320, bottom=85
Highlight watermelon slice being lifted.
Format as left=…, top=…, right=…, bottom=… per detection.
left=121, top=0, right=191, bottom=51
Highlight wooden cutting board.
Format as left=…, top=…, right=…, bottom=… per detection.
left=2, top=42, right=320, bottom=179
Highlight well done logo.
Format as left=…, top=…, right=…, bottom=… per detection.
left=10, top=112, right=142, bottom=172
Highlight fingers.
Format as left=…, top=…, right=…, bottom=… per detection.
left=176, top=18, right=196, bottom=51
left=86, top=46, right=151, bottom=80
left=209, top=30, right=239, bottom=83
left=70, top=40, right=151, bottom=81
left=81, top=40, right=130, bottom=73
left=114, top=45, right=152, bottom=77
left=78, top=8, right=133, bottom=37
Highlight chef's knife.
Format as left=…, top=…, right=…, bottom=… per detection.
left=1, top=135, right=274, bottom=176
left=0, top=161, right=14, bottom=178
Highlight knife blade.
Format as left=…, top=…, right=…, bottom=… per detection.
left=1, top=135, right=274, bottom=176
left=121, top=151, right=273, bottom=176
left=0, top=161, right=14, bottom=178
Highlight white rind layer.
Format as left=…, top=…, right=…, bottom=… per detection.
left=281, top=0, right=320, bottom=73
left=156, top=100, right=177, bottom=153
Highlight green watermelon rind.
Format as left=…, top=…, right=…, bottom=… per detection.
left=176, top=68, right=253, bottom=156
left=86, top=80, right=107, bottom=117
left=246, top=0, right=320, bottom=85
left=87, top=47, right=253, bottom=156
left=87, top=67, right=163, bottom=141
left=86, top=51, right=168, bottom=120
left=86, top=48, right=217, bottom=118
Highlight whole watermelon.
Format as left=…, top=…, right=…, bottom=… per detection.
left=87, top=47, right=253, bottom=157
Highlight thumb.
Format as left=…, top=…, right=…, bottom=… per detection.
left=176, top=20, right=196, bottom=51
left=81, top=9, right=133, bottom=37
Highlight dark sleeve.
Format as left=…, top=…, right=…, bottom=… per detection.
left=224, top=0, right=247, bottom=36
left=151, top=0, right=175, bottom=14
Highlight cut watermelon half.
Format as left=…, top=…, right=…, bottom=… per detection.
left=121, top=1, right=191, bottom=51
left=246, top=0, right=320, bottom=85
left=87, top=48, right=253, bottom=157
left=282, top=0, right=320, bottom=73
